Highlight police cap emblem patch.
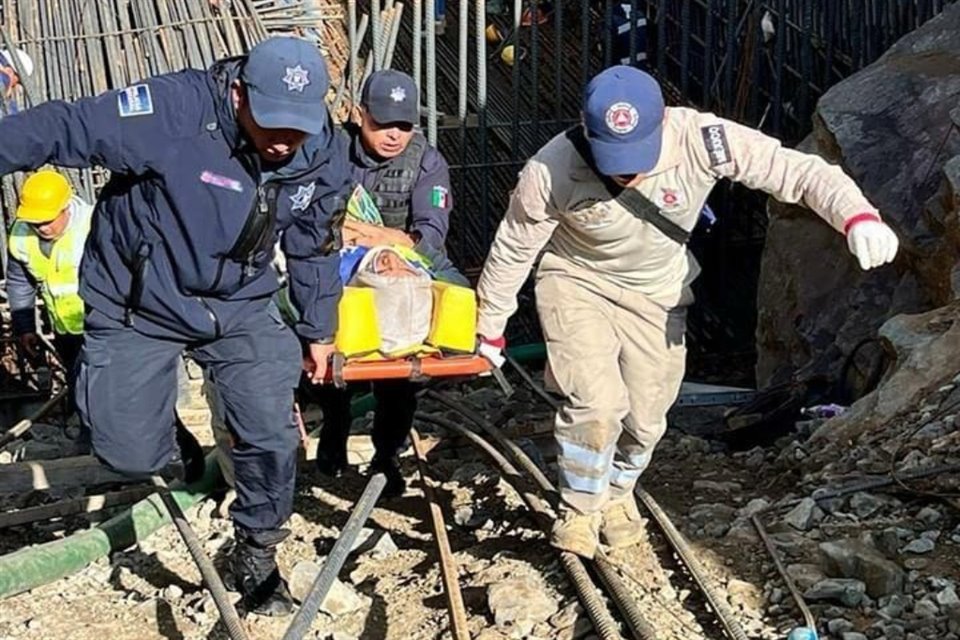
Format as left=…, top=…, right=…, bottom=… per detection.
left=283, top=65, right=311, bottom=93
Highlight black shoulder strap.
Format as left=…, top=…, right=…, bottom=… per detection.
left=564, top=126, right=691, bottom=245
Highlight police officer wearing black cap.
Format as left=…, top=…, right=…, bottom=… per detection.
left=313, top=69, right=454, bottom=497
left=0, top=36, right=351, bottom=615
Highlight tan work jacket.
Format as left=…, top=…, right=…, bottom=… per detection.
left=477, top=107, right=877, bottom=338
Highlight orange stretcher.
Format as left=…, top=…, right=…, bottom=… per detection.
left=326, top=353, right=495, bottom=387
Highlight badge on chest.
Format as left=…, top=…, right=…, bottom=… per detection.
left=655, top=187, right=686, bottom=211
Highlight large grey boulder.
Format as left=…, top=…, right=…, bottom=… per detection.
left=819, top=539, right=905, bottom=599
left=756, top=4, right=960, bottom=387
left=809, top=300, right=960, bottom=444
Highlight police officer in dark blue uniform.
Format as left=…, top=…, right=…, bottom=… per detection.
left=0, top=37, right=349, bottom=616
left=313, top=69, right=453, bottom=497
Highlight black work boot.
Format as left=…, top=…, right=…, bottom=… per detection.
left=315, top=445, right=348, bottom=479
left=174, top=416, right=206, bottom=484
left=228, top=527, right=294, bottom=617
left=370, top=454, right=406, bottom=498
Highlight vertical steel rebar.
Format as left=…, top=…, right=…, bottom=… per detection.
left=680, top=0, right=691, bottom=100
left=530, top=0, right=540, bottom=145
left=384, top=4, right=405, bottom=69
left=348, top=0, right=358, bottom=105
left=372, top=0, right=383, bottom=71
left=510, top=0, right=521, bottom=158
left=475, top=0, right=490, bottom=245
left=426, top=0, right=437, bottom=145
left=603, top=0, right=613, bottom=68
left=376, top=6, right=393, bottom=70
left=703, top=0, right=713, bottom=108
left=414, top=0, right=423, bottom=110
left=824, top=0, right=836, bottom=89
left=748, top=2, right=761, bottom=123
left=799, top=0, right=812, bottom=126
left=554, top=0, right=563, bottom=122
left=457, top=0, right=468, bottom=119
left=723, top=0, right=737, bottom=115
left=773, top=0, right=785, bottom=135
left=580, top=0, right=590, bottom=91
left=656, top=0, right=666, bottom=78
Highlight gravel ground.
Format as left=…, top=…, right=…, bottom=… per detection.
left=2, top=368, right=959, bottom=639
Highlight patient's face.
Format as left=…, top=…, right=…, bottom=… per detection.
left=375, top=250, right=419, bottom=277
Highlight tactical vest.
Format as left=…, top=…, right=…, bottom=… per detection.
left=8, top=197, right=93, bottom=335
left=350, top=124, right=428, bottom=230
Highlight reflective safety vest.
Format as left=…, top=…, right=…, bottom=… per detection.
left=8, top=197, right=93, bottom=335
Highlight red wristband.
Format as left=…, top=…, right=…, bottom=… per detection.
left=843, top=212, right=881, bottom=235
left=481, top=335, right=506, bottom=349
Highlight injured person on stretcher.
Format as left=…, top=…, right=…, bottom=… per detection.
left=212, top=200, right=476, bottom=500
left=309, top=220, right=473, bottom=497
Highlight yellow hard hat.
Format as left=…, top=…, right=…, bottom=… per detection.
left=485, top=24, right=503, bottom=44
left=17, top=170, right=72, bottom=223
left=500, top=45, right=526, bottom=66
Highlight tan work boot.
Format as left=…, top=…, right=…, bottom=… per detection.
left=550, top=508, right=602, bottom=559
left=600, top=495, right=647, bottom=549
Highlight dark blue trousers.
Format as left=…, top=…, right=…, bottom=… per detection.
left=75, top=300, right=301, bottom=531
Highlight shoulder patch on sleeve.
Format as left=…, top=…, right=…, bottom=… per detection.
left=700, top=124, right=732, bottom=167
left=117, top=84, right=154, bottom=118
left=430, top=185, right=450, bottom=208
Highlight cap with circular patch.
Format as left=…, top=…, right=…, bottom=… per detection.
left=361, top=70, right=419, bottom=126
left=241, top=37, right=330, bottom=135
left=582, top=66, right=665, bottom=176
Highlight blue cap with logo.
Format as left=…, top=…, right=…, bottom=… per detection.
left=361, top=70, right=419, bottom=126
left=241, top=37, right=330, bottom=135
left=582, top=65, right=665, bottom=176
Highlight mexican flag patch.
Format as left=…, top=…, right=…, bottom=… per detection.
left=431, top=185, right=449, bottom=208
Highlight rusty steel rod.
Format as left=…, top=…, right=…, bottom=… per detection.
left=411, top=428, right=470, bottom=640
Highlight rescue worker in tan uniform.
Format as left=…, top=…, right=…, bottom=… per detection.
left=475, top=66, right=899, bottom=559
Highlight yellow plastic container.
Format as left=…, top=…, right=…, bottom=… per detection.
left=335, top=286, right=382, bottom=358
left=427, top=282, right=477, bottom=354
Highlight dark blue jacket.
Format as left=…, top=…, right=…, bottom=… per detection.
left=345, top=125, right=452, bottom=252
left=0, top=58, right=349, bottom=342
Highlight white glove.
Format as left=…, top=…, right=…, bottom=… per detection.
left=845, top=217, right=899, bottom=270
left=477, top=337, right=506, bottom=369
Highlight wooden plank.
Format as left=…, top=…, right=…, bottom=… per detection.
left=0, top=487, right=154, bottom=529
left=0, top=456, right=160, bottom=493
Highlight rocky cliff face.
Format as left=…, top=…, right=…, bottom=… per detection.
left=755, top=4, right=960, bottom=389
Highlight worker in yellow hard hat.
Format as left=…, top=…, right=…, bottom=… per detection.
left=6, top=169, right=93, bottom=384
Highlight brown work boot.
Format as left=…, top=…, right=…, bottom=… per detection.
left=600, top=495, right=647, bottom=549
left=550, top=508, right=602, bottom=559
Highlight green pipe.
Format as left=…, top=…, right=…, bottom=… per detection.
left=0, top=456, right=222, bottom=600
left=506, top=342, right=546, bottom=362
left=0, top=342, right=547, bottom=601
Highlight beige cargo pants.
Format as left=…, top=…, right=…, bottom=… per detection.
left=535, top=260, right=690, bottom=514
